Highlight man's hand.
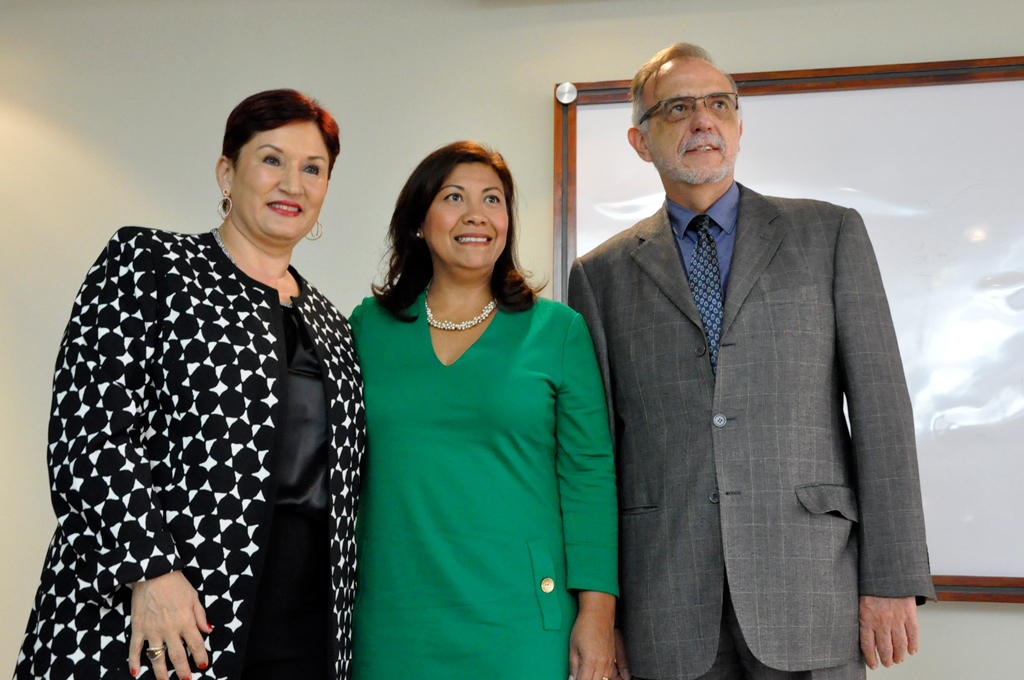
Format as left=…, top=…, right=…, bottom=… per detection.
left=613, top=628, right=631, bottom=680
left=859, top=595, right=919, bottom=670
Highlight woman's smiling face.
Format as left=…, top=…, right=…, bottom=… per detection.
left=420, top=162, right=509, bottom=280
left=217, top=121, right=330, bottom=247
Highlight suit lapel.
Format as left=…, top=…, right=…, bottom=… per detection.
left=721, top=185, right=786, bottom=339
left=630, top=207, right=703, bottom=330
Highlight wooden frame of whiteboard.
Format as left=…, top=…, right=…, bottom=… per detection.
left=552, top=55, right=1024, bottom=603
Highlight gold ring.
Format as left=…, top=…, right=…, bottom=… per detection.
left=145, top=645, right=166, bottom=661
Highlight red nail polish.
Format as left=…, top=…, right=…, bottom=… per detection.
left=199, top=663, right=207, bottom=669
left=131, top=670, right=137, bottom=677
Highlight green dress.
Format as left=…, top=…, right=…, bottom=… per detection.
left=349, top=293, right=618, bottom=680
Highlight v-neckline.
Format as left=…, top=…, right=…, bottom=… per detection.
left=419, top=292, right=500, bottom=368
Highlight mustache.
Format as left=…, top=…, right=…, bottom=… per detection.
left=680, top=132, right=727, bottom=155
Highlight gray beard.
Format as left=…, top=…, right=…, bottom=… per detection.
left=648, top=130, right=736, bottom=185
left=653, top=156, right=734, bottom=185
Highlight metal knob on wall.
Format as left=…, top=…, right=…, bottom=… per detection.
left=555, top=82, right=577, bottom=104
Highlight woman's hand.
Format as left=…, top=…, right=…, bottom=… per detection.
left=128, top=571, right=211, bottom=679
left=569, top=590, right=617, bottom=680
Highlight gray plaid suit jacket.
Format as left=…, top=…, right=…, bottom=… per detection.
left=568, top=185, right=935, bottom=680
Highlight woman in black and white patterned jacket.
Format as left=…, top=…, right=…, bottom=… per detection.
left=15, top=90, right=364, bottom=680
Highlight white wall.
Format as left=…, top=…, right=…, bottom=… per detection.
left=2, top=0, right=1022, bottom=675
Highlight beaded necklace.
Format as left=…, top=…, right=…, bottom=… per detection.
left=424, top=282, right=496, bottom=331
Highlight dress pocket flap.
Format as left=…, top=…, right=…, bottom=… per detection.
left=527, top=539, right=563, bottom=631
left=795, top=484, right=858, bottom=522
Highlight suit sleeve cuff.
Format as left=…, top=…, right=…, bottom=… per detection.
left=859, top=576, right=937, bottom=602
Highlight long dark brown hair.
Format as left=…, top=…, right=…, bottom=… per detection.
left=373, top=141, right=538, bottom=321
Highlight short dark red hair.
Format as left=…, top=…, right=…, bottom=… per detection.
left=222, top=89, right=340, bottom=177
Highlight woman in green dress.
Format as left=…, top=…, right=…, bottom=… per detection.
left=349, top=141, right=619, bottom=680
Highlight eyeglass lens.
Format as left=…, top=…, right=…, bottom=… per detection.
left=658, top=94, right=738, bottom=122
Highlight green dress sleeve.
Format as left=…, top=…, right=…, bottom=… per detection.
left=348, top=297, right=369, bottom=346
left=556, top=313, right=619, bottom=597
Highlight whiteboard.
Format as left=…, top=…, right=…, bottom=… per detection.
left=575, top=80, right=1024, bottom=578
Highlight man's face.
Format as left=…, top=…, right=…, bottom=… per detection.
left=630, top=57, right=743, bottom=187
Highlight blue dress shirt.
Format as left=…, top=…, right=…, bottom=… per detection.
left=666, top=181, right=739, bottom=296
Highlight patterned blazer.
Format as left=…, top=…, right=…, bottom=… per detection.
left=568, top=185, right=935, bottom=679
left=15, top=228, right=365, bottom=680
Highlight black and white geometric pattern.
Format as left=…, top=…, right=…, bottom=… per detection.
left=14, top=228, right=364, bottom=680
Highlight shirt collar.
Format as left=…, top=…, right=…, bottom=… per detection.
left=666, top=181, right=740, bottom=237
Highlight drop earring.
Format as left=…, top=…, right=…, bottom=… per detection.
left=217, top=190, right=232, bottom=220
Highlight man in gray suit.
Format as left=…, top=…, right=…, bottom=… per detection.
left=567, top=43, right=935, bottom=680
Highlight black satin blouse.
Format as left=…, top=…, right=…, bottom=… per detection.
left=275, top=302, right=331, bottom=515
left=242, top=296, right=331, bottom=678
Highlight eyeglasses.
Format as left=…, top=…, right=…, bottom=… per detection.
left=638, top=93, right=740, bottom=126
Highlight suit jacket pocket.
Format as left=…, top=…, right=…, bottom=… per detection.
left=761, top=283, right=820, bottom=304
left=619, top=504, right=659, bottom=515
left=795, top=484, right=858, bottom=523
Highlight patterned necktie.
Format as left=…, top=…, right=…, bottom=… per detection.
left=686, top=214, right=724, bottom=375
